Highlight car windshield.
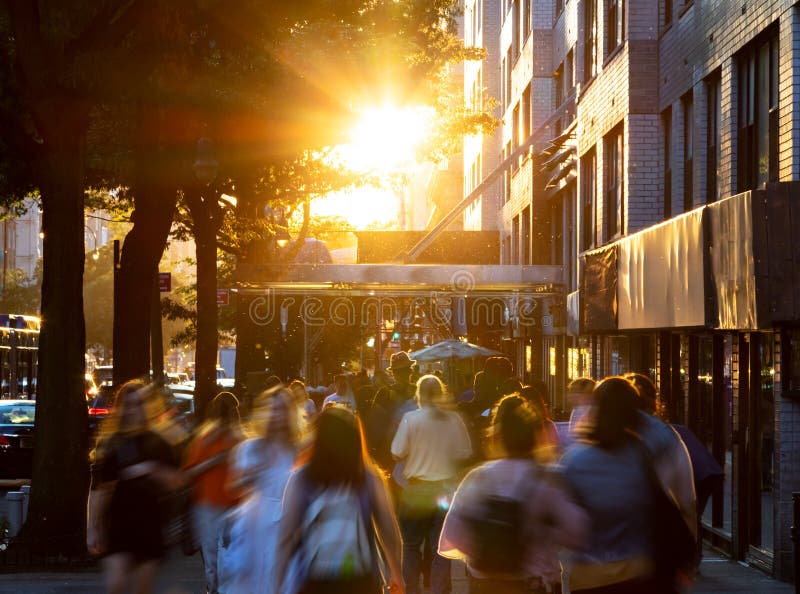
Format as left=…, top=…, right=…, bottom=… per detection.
left=0, top=404, right=35, bottom=424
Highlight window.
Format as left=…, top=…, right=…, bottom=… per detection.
left=584, top=0, right=597, bottom=82
left=662, top=107, right=672, bottom=218
left=738, top=30, right=779, bottom=191
left=604, top=126, right=623, bottom=240
left=501, top=58, right=507, bottom=110
left=706, top=72, right=721, bottom=203
left=522, top=207, right=531, bottom=265
left=555, top=62, right=564, bottom=107
left=512, top=215, right=520, bottom=264
left=663, top=0, right=672, bottom=28
left=608, top=0, right=624, bottom=54
left=556, top=0, right=564, bottom=18
left=513, top=102, right=521, bottom=150
left=522, top=0, right=530, bottom=41
left=682, top=92, right=693, bottom=211
left=551, top=200, right=564, bottom=265
left=521, top=84, right=531, bottom=141
left=566, top=48, right=575, bottom=95
left=503, top=142, right=512, bottom=202
left=581, top=148, right=597, bottom=250
left=512, top=0, right=521, bottom=57
left=505, top=47, right=513, bottom=106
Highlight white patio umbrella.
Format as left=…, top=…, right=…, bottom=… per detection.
left=409, top=339, right=501, bottom=362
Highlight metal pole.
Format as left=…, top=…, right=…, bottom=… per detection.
left=112, top=239, right=121, bottom=387
left=793, top=491, right=800, bottom=593
left=150, top=271, right=164, bottom=385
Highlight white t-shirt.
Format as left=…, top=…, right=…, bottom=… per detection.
left=322, top=392, right=355, bottom=410
left=391, top=407, right=472, bottom=482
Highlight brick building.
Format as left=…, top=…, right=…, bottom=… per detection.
left=464, top=0, right=800, bottom=581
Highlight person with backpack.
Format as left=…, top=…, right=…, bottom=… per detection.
left=439, top=395, right=587, bottom=594
left=276, top=407, right=404, bottom=594
left=391, top=374, right=472, bottom=594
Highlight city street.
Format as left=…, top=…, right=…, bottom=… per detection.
left=0, top=551, right=792, bottom=593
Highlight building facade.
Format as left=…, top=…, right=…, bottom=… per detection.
left=465, top=0, right=800, bottom=581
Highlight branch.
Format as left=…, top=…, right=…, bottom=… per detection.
left=6, top=0, right=50, bottom=93
left=217, top=239, right=243, bottom=257
left=65, top=0, right=147, bottom=58
left=282, top=199, right=310, bottom=263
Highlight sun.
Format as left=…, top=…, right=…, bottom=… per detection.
left=337, top=105, right=433, bottom=173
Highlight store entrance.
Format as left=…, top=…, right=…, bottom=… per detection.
left=737, top=332, right=776, bottom=567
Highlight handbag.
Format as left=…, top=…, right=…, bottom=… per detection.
left=636, top=440, right=695, bottom=592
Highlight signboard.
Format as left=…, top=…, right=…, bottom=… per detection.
left=216, top=289, right=230, bottom=306
left=158, top=272, right=171, bottom=292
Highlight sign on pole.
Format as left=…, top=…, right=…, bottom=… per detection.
left=158, top=272, right=171, bottom=292
left=216, top=289, right=230, bottom=306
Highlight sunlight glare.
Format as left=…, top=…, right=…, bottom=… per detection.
left=338, top=106, right=432, bottom=173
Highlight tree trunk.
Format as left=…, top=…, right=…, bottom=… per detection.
left=113, top=106, right=179, bottom=386
left=190, top=194, right=219, bottom=419
left=21, top=122, right=89, bottom=555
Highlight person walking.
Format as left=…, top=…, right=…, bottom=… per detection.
left=365, top=352, right=417, bottom=470
left=439, top=395, right=587, bottom=594
left=184, top=392, right=244, bottom=594
left=391, top=375, right=472, bottom=594
left=88, top=381, right=183, bottom=594
left=276, top=407, right=404, bottom=594
left=217, top=388, right=302, bottom=593
left=562, top=377, right=690, bottom=594
left=322, top=374, right=356, bottom=411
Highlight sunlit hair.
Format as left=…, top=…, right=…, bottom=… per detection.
left=591, top=377, right=640, bottom=449
left=197, top=391, right=242, bottom=440
left=256, top=386, right=302, bottom=450
left=568, top=377, right=596, bottom=394
left=488, top=394, right=537, bottom=458
left=303, top=407, right=373, bottom=487
left=623, top=372, right=660, bottom=417
left=416, top=374, right=447, bottom=408
left=92, top=380, right=153, bottom=462
left=519, top=382, right=551, bottom=421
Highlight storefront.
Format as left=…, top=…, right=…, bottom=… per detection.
left=578, top=183, right=800, bottom=579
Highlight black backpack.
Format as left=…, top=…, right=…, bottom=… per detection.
left=467, top=465, right=537, bottom=574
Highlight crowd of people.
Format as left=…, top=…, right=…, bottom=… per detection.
left=86, top=351, right=723, bottom=594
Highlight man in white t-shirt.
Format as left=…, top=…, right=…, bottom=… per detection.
left=391, top=375, right=472, bottom=594
left=322, top=374, right=355, bottom=410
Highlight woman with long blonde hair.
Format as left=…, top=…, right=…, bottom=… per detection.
left=218, top=387, right=303, bottom=593
left=87, top=380, right=183, bottom=594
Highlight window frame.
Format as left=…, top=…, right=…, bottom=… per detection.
left=581, top=147, right=597, bottom=250
left=663, top=107, right=672, bottom=218
left=682, top=92, right=694, bottom=212
left=706, top=72, right=721, bottom=204
left=584, top=0, right=598, bottom=83
left=608, top=0, right=625, bottom=56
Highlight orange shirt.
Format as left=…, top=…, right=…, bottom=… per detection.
left=184, top=429, right=240, bottom=508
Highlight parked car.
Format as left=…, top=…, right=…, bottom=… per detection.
left=87, top=384, right=115, bottom=436
left=0, top=400, right=35, bottom=478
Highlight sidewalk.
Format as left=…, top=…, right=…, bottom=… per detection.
left=0, top=552, right=793, bottom=593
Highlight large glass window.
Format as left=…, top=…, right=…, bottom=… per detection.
left=605, top=126, right=624, bottom=240
left=581, top=148, right=596, bottom=250
left=584, top=0, right=597, bottom=82
left=738, top=30, right=779, bottom=191
left=706, top=72, right=721, bottom=203
left=608, top=0, right=624, bottom=54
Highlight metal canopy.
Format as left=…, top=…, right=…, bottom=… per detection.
left=237, top=264, right=563, bottom=295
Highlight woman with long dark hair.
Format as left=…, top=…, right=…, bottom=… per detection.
left=276, top=407, right=404, bottom=594
left=561, top=377, right=659, bottom=593
left=87, top=381, right=183, bottom=594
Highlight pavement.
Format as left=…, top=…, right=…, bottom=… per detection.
left=0, top=550, right=793, bottom=593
